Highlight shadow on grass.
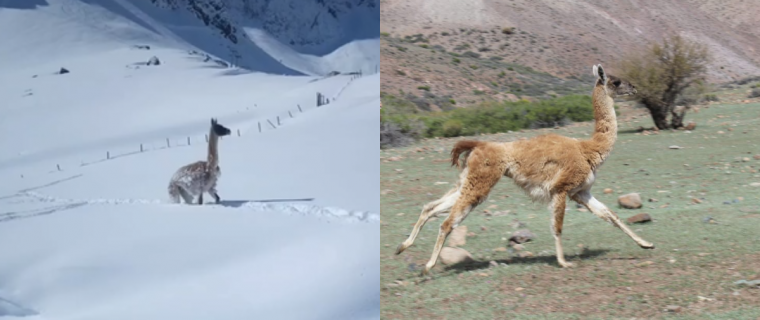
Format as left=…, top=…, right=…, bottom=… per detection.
left=443, top=248, right=612, bottom=273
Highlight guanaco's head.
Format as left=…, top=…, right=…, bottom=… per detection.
left=211, top=118, right=231, bottom=136
left=593, top=64, right=637, bottom=97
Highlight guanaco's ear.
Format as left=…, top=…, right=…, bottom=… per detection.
left=211, top=118, right=217, bottom=125
left=593, top=64, right=607, bottom=85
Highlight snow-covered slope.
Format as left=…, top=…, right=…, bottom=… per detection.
left=0, top=1, right=379, bottom=319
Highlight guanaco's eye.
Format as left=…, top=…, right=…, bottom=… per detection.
left=612, top=80, right=622, bottom=86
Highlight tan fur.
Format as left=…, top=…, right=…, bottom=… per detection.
left=396, top=64, right=655, bottom=274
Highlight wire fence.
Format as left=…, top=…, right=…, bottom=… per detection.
left=17, top=73, right=366, bottom=178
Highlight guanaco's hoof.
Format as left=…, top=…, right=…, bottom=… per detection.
left=395, top=243, right=406, bottom=255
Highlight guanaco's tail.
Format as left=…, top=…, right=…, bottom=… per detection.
left=450, top=140, right=484, bottom=168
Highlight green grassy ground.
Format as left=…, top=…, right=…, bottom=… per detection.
left=380, top=98, right=760, bottom=319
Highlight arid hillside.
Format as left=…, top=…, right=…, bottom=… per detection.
left=381, top=0, right=760, bottom=108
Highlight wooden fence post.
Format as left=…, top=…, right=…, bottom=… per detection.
left=166, top=138, right=170, bottom=147
left=140, top=144, right=143, bottom=152
left=57, top=164, right=61, bottom=171
left=267, top=119, right=277, bottom=129
left=258, top=122, right=262, bottom=132
left=277, top=116, right=280, bottom=125
left=297, top=104, right=302, bottom=112
left=237, top=129, right=241, bottom=136
left=288, top=110, right=293, bottom=118
left=107, top=151, right=110, bottom=159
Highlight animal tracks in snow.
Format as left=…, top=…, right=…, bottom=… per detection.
left=2, top=191, right=379, bottom=223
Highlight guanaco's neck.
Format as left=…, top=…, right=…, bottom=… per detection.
left=587, top=84, right=617, bottom=165
left=207, top=128, right=219, bottom=170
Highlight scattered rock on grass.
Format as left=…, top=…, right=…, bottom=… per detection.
left=509, top=229, right=535, bottom=244
left=618, top=193, right=643, bottom=209
left=627, top=213, right=652, bottom=224
left=665, top=305, right=682, bottom=313
left=439, top=247, right=473, bottom=265
left=448, top=226, right=467, bottom=247
left=603, top=188, right=613, bottom=194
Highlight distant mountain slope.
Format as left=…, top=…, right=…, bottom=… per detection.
left=380, top=0, right=760, bottom=107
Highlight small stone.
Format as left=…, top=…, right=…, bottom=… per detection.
left=753, top=155, right=760, bottom=160
left=665, top=305, right=682, bottom=313
left=636, top=261, right=654, bottom=267
left=717, top=131, right=725, bottom=134
left=627, top=213, right=652, bottom=224
left=603, top=188, right=613, bottom=194
left=439, top=247, right=473, bottom=265
left=489, top=260, right=499, bottom=268
left=510, top=243, right=524, bottom=251
left=685, top=122, right=696, bottom=130
left=449, top=226, right=468, bottom=247
left=515, top=287, right=524, bottom=291
left=692, top=198, right=702, bottom=204
left=396, top=212, right=405, bottom=216
left=480, top=226, right=488, bottom=231
left=742, top=157, right=751, bottom=162
left=618, top=193, right=643, bottom=209
left=147, top=56, right=161, bottom=66
left=493, top=247, right=508, bottom=252
left=750, top=182, right=760, bottom=187
left=434, top=181, right=449, bottom=185
left=669, top=145, right=683, bottom=149
left=648, top=198, right=658, bottom=202
left=509, top=229, right=535, bottom=244
left=518, top=251, right=534, bottom=258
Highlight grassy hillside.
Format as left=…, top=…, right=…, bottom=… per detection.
left=380, top=84, right=760, bottom=319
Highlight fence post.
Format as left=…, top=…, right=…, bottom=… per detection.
left=140, top=143, right=143, bottom=152
left=258, top=122, right=261, bottom=132
left=166, top=138, right=170, bottom=148
left=267, top=119, right=277, bottom=129
left=237, top=129, right=241, bottom=136
left=297, top=104, right=302, bottom=112
left=57, top=164, right=61, bottom=171
left=107, top=151, right=110, bottom=159
left=288, top=110, right=293, bottom=118
left=277, top=116, right=280, bottom=125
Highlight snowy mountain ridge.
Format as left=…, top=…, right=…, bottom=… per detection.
left=149, top=0, right=379, bottom=55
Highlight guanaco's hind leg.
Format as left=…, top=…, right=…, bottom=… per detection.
left=178, top=187, right=194, bottom=204
left=395, top=186, right=460, bottom=255
left=550, top=192, right=573, bottom=268
left=421, top=166, right=502, bottom=276
left=571, top=190, right=655, bottom=249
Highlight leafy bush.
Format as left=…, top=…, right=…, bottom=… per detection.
left=380, top=93, right=599, bottom=147
left=703, top=94, right=719, bottom=102
left=749, top=89, right=760, bottom=98
left=442, top=119, right=464, bottom=137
